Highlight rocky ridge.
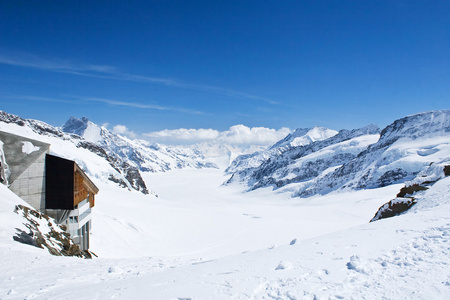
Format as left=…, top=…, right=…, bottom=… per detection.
left=225, top=126, right=338, bottom=175
left=296, top=110, right=450, bottom=197
left=226, top=125, right=380, bottom=191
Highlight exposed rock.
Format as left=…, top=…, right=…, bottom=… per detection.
left=397, top=184, right=428, bottom=198
left=370, top=197, right=417, bottom=222
left=377, top=169, right=409, bottom=187
left=0, top=111, right=26, bottom=126
left=77, top=141, right=149, bottom=194
left=13, top=205, right=93, bottom=259
left=108, top=174, right=129, bottom=189
left=444, top=165, right=450, bottom=176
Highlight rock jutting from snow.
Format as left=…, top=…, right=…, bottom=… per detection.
left=13, top=205, right=93, bottom=258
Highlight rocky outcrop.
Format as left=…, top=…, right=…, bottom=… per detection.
left=396, top=184, right=429, bottom=198
left=13, top=205, right=94, bottom=258
left=444, top=165, right=450, bottom=176
left=370, top=164, right=450, bottom=222
left=370, top=198, right=417, bottom=222
left=77, top=141, right=149, bottom=194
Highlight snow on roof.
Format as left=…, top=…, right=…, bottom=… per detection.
left=0, top=131, right=50, bottom=183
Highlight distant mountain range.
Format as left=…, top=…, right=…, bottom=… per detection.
left=1, top=109, right=449, bottom=199
left=0, top=111, right=262, bottom=194
left=225, top=110, right=450, bottom=198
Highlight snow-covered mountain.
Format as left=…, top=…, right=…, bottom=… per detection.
left=226, top=110, right=450, bottom=198
left=296, top=110, right=450, bottom=197
left=62, top=116, right=266, bottom=170
left=225, top=126, right=338, bottom=175
left=269, top=126, right=338, bottom=150
left=62, top=116, right=218, bottom=173
left=225, top=124, right=380, bottom=191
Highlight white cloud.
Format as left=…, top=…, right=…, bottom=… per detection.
left=144, top=125, right=291, bottom=146
left=220, top=125, right=291, bottom=145
left=145, top=128, right=219, bottom=144
left=113, top=124, right=136, bottom=139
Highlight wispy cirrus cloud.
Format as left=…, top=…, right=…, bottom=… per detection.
left=0, top=51, right=277, bottom=104
left=75, top=96, right=205, bottom=115
left=0, top=52, right=115, bottom=73
left=2, top=95, right=78, bottom=104
left=1, top=94, right=205, bottom=115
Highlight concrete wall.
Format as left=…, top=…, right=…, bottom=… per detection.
left=9, top=150, right=48, bottom=211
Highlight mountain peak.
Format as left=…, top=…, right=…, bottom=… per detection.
left=374, top=110, right=450, bottom=149
left=270, top=126, right=338, bottom=150
left=62, top=116, right=101, bottom=143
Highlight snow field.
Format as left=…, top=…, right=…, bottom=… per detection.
left=89, top=168, right=399, bottom=260
left=2, top=176, right=449, bottom=299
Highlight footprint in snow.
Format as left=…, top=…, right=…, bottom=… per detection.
left=318, top=269, right=329, bottom=276
left=108, top=266, right=123, bottom=274
left=275, top=261, right=293, bottom=270
left=242, top=213, right=261, bottom=219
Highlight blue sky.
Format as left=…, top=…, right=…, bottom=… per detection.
left=0, top=1, right=449, bottom=143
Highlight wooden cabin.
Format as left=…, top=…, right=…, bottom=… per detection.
left=45, top=154, right=99, bottom=250
left=0, top=131, right=98, bottom=250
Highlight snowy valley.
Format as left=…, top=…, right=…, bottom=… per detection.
left=0, top=110, right=449, bottom=299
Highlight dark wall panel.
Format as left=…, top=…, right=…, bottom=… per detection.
left=45, top=154, right=74, bottom=210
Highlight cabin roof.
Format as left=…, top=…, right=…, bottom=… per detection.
left=0, top=131, right=50, bottom=183
left=74, top=160, right=99, bottom=194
